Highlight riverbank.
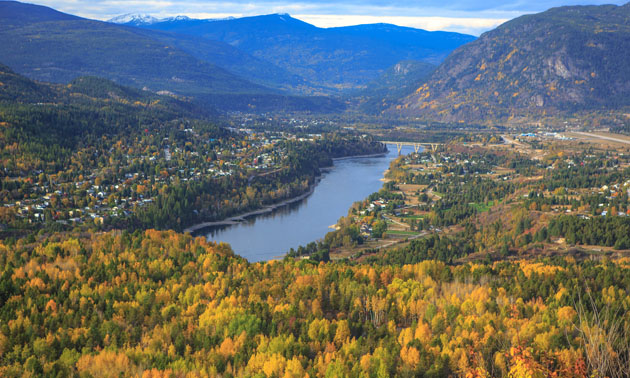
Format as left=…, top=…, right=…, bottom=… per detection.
left=183, top=177, right=320, bottom=234
left=183, top=150, right=388, bottom=235
left=332, top=151, right=387, bottom=161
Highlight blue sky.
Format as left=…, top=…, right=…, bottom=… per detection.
left=31, top=0, right=629, bottom=35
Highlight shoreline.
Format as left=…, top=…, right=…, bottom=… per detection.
left=183, top=150, right=389, bottom=235
left=183, top=177, right=321, bottom=234
left=332, top=151, right=387, bottom=161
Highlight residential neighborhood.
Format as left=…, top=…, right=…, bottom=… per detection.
left=0, top=123, right=324, bottom=229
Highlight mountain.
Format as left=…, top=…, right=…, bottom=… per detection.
left=0, top=0, right=78, bottom=26
left=0, top=62, right=212, bottom=117
left=107, top=13, right=160, bottom=26
left=0, top=62, right=218, bottom=161
left=353, top=60, right=436, bottom=114
left=134, top=14, right=475, bottom=93
left=129, top=28, right=312, bottom=93
left=0, top=62, right=56, bottom=103
left=0, top=1, right=270, bottom=99
left=394, top=3, right=630, bottom=123
left=109, top=14, right=221, bottom=26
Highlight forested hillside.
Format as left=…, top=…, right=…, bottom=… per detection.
left=395, top=3, right=630, bottom=123
left=1, top=229, right=628, bottom=376
left=0, top=65, right=379, bottom=235
left=353, top=60, right=436, bottom=115
left=0, top=2, right=268, bottom=97
left=136, top=14, right=474, bottom=93
left=128, top=28, right=309, bottom=93
left=0, top=64, right=209, bottom=173
left=4, top=2, right=630, bottom=377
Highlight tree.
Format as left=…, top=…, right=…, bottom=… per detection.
left=574, top=293, right=630, bottom=378
left=372, top=220, right=387, bottom=238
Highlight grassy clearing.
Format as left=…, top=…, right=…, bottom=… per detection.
left=470, top=200, right=497, bottom=212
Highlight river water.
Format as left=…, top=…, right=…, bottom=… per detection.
left=204, top=144, right=415, bottom=262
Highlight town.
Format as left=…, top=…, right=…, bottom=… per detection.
left=0, top=119, right=355, bottom=234
left=299, top=129, right=630, bottom=261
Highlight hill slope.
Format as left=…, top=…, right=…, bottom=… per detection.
left=394, top=4, right=630, bottom=123
left=0, top=1, right=269, bottom=97
left=129, top=28, right=311, bottom=93
left=0, top=62, right=212, bottom=135
left=0, top=62, right=222, bottom=178
left=0, top=62, right=56, bottom=103
left=353, top=60, right=436, bottom=114
left=137, top=14, right=475, bottom=93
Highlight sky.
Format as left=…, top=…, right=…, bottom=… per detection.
left=28, top=0, right=629, bottom=35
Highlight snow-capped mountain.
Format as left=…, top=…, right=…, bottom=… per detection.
left=108, top=14, right=160, bottom=26
left=161, top=15, right=191, bottom=22
left=108, top=14, right=237, bottom=26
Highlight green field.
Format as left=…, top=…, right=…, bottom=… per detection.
left=470, top=200, right=497, bottom=212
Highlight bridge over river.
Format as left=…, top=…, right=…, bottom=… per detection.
left=380, top=141, right=443, bottom=154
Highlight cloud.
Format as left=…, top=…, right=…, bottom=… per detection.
left=29, top=0, right=629, bottom=35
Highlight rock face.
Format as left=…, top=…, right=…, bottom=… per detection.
left=394, top=4, right=630, bottom=123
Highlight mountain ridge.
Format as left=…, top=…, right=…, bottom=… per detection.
left=0, top=1, right=273, bottom=98
left=133, top=13, right=475, bottom=93
left=392, top=3, right=630, bottom=123
left=1, top=1, right=473, bottom=103
left=108, top=13, right=160, bottom=26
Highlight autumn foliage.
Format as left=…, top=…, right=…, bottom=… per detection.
left=0, top=230, right=628, bottom=376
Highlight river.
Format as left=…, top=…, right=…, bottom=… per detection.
left=203, top=144, right=416, bottom=262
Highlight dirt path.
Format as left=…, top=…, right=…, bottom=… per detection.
left=375, top=231, right=428, bottom=250
left=383, top=215, right=408, bottom=228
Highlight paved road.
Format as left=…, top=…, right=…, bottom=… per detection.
left=575, top=132, right=630, bottom=145
left=501, top=135, right=525, bottom=147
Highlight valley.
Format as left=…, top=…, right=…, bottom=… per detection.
left=2, top=0, right=630, bottom=377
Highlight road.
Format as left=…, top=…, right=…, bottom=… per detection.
left=574, top=132, right=630, bottom=145
left=375, top=231, right=428, bottom=250
left=501, top=135, right=525, bottom=147
left=382, top=215, right=408, bottom=228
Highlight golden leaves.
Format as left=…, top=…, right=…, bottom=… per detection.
left=503, top=48, right=518, bottom=63
left=400, top=345, right=421, bottom=368
left=557, top=306, right=577, bottom=324
left=76, top=350, right=140, bottom=378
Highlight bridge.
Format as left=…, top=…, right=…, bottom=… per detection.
left=380, top=141, right=443, bottom=155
